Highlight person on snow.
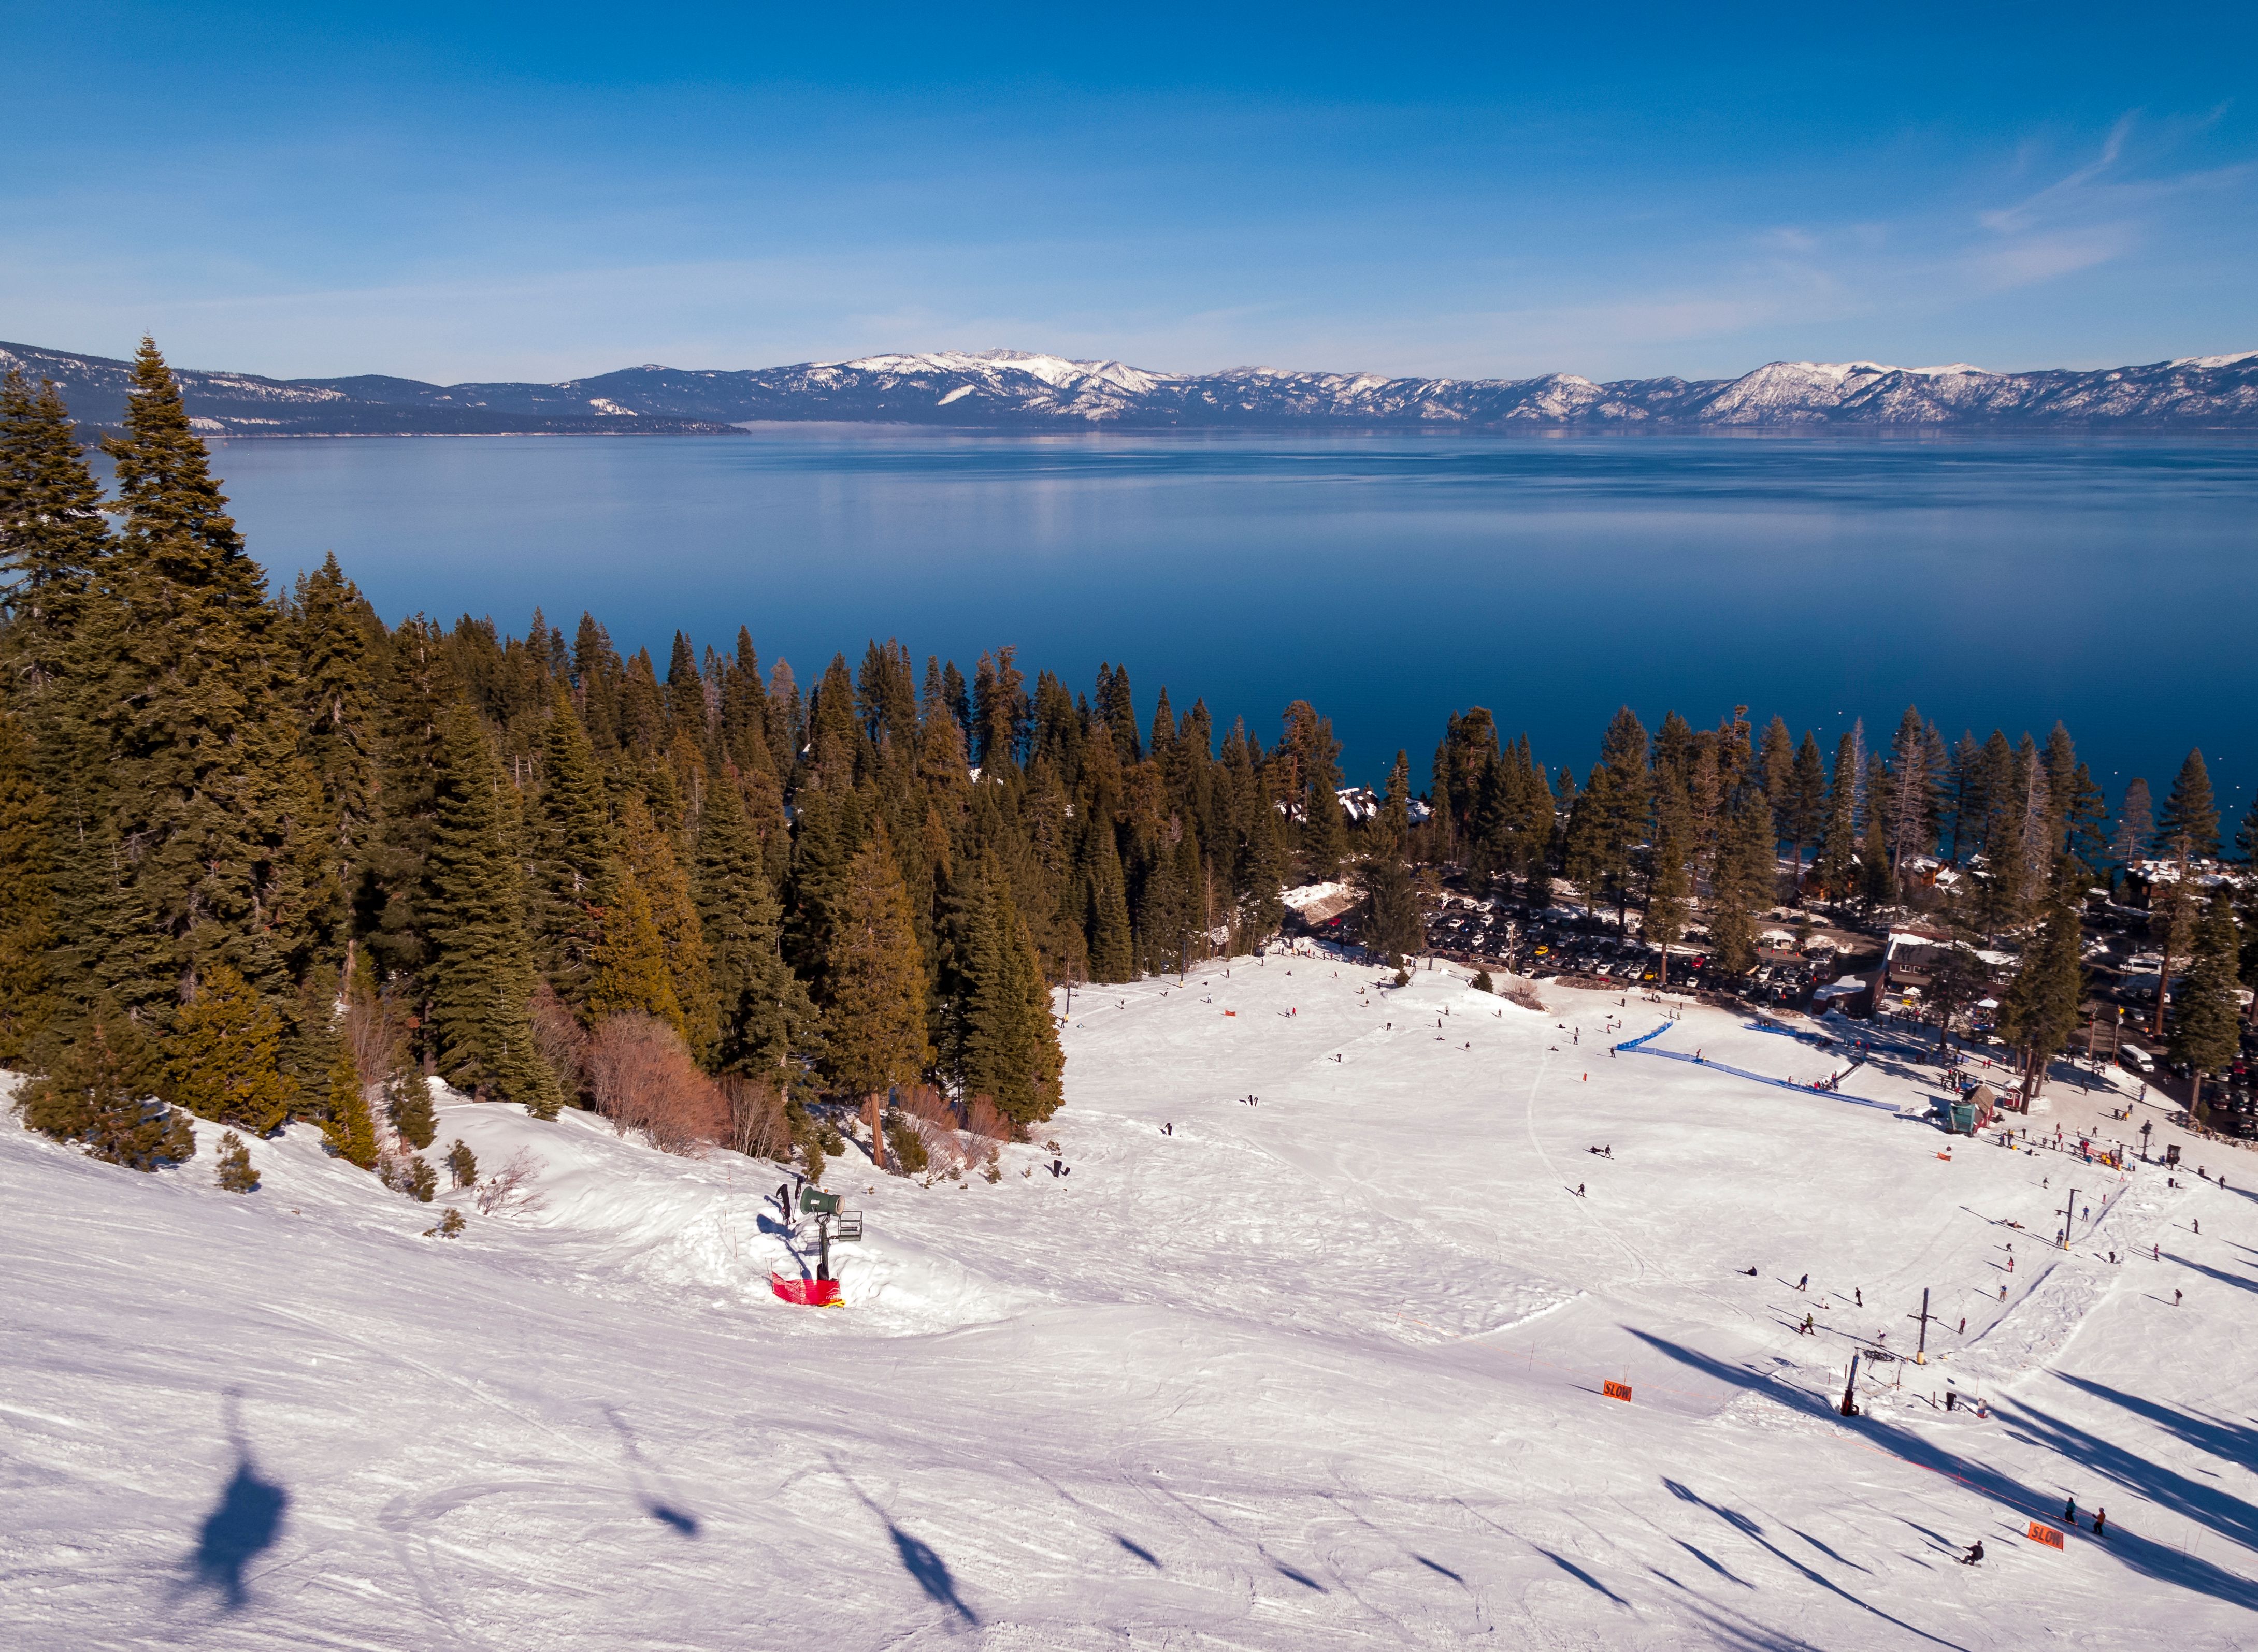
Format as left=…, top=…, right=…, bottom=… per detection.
left=2063, top=1496, right=2076, bottom=1526
left=1800, top=1313, right=1815, bottom=1335
left=2094, top=1508, right=2107, bottom=1539
left=1855, top=1287, right=1863, bottom=1307
left=1798, top=1273, right=1809, bottom=1292
left=1958, top=1540, right=1984, bottom=1566
left=1576, top=1183, right=1586, bottom=1198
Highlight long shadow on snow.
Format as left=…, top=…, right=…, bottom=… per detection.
left=2164, top=1252, right=2258, bottom=1299
left=1663, top=1477, right=1966, bottom=1650
left=828, top=1456, right=979, bottom=1627
left=1628, top=1327, right=2258, bottom=1614
left=2006, top=1376, right=2258, bottom=1556
left=180, top=1397, right=289, bottom=1612
left=602, top=1406, right=701, bottom=1537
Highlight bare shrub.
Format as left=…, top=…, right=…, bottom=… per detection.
left=1498, top=976, right=1549, bottom=1013
left=898, top=1084, right=960, bottom=1128
left=586, top=1013, right=726, bottom=1155
left=721, top=1073, right=789, bottom=1161
left=344, top=979, right=412, bottom=1092
left=529, top=981, right=589, bottom=1101
left=475, top=1148, right=548, bottom=1216
left=965, top=1094, right=1013, bottom=1142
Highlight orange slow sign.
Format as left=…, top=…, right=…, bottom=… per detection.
left=2027, top=1521, right=2064, bottom=1549
left=1603, top=1381, right=1633, bottom=1402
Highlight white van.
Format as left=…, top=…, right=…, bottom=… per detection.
left=2120, top=1045, right=2156, bottom=1077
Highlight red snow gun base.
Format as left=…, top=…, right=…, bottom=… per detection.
left=770, top=1272, right=843, bottom=1308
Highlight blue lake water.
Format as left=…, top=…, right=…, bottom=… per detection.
left=205, top=429, right=2258, bottom=811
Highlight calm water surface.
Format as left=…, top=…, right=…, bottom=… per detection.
left=206, top=430, right=2258, bottom=805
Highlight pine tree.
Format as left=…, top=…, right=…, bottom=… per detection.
left=0, top=707, right=57, bottom=1061
left=1083, top=825, right=1135, bottom=982
left=819, top=830, right=929, bottom=1097
left=65, top=340, right=301, bottom=1025
left=1358, top=852, right=1423, bottom=964
left=1785, top=731, right=1828, bottom=895
left=2171, top=889, right=2242, bottom=1115
left=1994, top=868, right=2085, bottom=1106
left=619, top=794, right=717, bottom=1057
left=387, top=1071, right=438, bottom=1149
left=0, top=370, right=111, bottom=687
left=694, top=773, right=815, bottom=1075
left=585, top=863, right=683, bottom=1030
left=320, top=1046, right=379, bottom=1168
left=2110, top=778, right=2153, bottom=867
left=958, top=854, right=1064, bottom=1124
left=1709, top=791, right=1776, bottom=974
left=2155, top=750, right=2220, bottom=859
left=18, top=1008, right=194, bottom=1169
left=445, top=1138, right=479, bottom=1188
left=423, top=703, right=558, bottom=1114
left=1646, top=774, right=1694, bottom=985
left=163, top=964, right=291, bottom=1133
left=214, top=1131, right=258, bottom=1193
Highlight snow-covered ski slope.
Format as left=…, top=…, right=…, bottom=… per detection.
left=5, top=954, right=2254, bottom=1650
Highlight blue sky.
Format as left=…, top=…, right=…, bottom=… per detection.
left=5, top=2, right=2254, bottom=383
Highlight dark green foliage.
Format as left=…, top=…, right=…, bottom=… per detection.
left=423, top=703, right=559, bottom=1114
left=445, top=1138, right=479, bottom=1188
left=389, top=1075, right=437, bottom=1150
left=409, top=1156, right=438, bottom=1202
left=695, top=772, right=816, bottom=1074
left=1392, top=966, right=1411, bottom=988
left=1359, top=853, right=1423, bottom=964
left=0, top=707, right=56, bottom=1060
left=322, top=1047, right=379, bottom=1168
left=883, top=1111, right=930, bottom=1174
left=1995, top=865, right=2086, bottom=1103
left=1472, top=969, right=1494, bottom=993
left=214, top=1130, right=258, bottom=1193
left=17, top=1010, right=194, bottom=1169
left=164, top=964, right=291, bottom=1132
left=427, top=1207, right=467, bottom=1237
left=2156, top=750, right=2220, bottom=858
left=2173, top=891, right=2242, bottom=1110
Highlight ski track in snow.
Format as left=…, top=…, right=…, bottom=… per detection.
left=4, top=952, right=2255, bottom=1649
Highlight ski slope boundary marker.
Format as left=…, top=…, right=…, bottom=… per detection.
left=1603, top=1380, right=1633, bottom=1402
left=2027, top=1521, right=2064, bottom=1550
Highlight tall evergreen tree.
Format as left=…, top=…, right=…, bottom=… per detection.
left=957, top=853, right=1064, bottom=1125
left=694, top=773, right=815, bottom=1077
left=1994, top=865, right=2085, bottom=1107
left=2155, top=749, right=2220, bottom=859
left=1083, top=824, right=1135, bottom=982
left=0, top=370, right=111, bottom=687
left=0, top=707, right=57, bottom=1060
left=819, top=830, right=929, bottom=1097
left=2171, top=889, right=2242, bottom=1115
left=320, top=1045, right=379, bottom=1169
left=162, top=963, right=291, bottom=1133
left=19, top=1007, right=193, bottom=1169
left=422, top=703, right=558, bottom=1114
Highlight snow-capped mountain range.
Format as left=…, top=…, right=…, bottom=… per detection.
left=6, top=339, right=2256, bottom=436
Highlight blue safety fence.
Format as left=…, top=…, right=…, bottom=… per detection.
left=1614, top=1021, right=1674, bottom=1052
left=1619, top=1044, right=1899, bottom=1112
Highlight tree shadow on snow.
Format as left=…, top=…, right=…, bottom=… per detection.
left=827, top=1456, right=979, bottom=1627
left=602, top=1407, right=701, bottom=1538
left=1533, top=1546, right=1631, bottom=1607
left=1629, top=1327, right=2258, bottom=1615
left=2163, top=1252, right=2258, bottom=1299
left=179, top=1394, right=288, bottom=1612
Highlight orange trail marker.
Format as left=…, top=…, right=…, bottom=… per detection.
left=1603, top=1380, right=1633, bottom=1402
left=2027, top=1521, right=2064, bottom=1549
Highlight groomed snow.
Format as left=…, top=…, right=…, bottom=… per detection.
left=4, top=955, right=2254, bottom=1648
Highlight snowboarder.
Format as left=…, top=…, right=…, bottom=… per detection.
left=1958, top=1540, right=1984, bottom=1566
left=1798, top=1273, right=1809, bottom=1292
left=1855, top=1287, right=1863, bottom=1307
left=2174, top=1288, right=2182, bottom=1306
left=1576, top=1183, right=1586, bottom=1198
left=2094, top=1508, right=2107, bottom=1539
left=2063, top=1496, right=2076, bottom=1526
left=1739, top=1266, right=1758, bottom=1276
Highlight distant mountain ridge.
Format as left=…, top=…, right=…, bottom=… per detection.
left=6, top=339, right=2256, bottom=436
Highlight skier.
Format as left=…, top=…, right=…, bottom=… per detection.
left=1798, top=1273, right=1809, bottom=1292
left=2174, top=1288, right=2182, bottom=1307
left=2063, top=1496, right=2076, bottom=1526
left=2094, top=1508, right=2107, bottom=1539
left=1800, top=1313, right=1814, bottom=1335
left=1739, top=1266, right=1758, bottom=1277
left=1576, top=1183, right=1586, bottom=1198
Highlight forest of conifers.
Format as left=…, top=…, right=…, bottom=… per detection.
left=3, top=342, right=2250, bottom=1180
